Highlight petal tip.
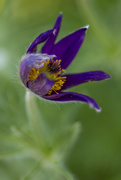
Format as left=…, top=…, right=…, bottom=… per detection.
left=89, top=100, right=101, bottom=112
left=59, top=12, right=63, bottom=16
left=95, top=71, right=111, bottom=81
left=106, top=74, right=111, bottom=79
left=102, top=72, right=111, bottom=80
left=81, top=25, right=89, bottom=32
left=57, top=12, right=63, bottom=20
left=77, top=25, right=89, bottom=35
left=96, top=107, right=102, bottom=113
left=90, top=105, right=101, bottom=112
left=84, top=25, right=89, bottom=30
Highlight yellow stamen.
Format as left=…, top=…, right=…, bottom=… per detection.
left=47, top=76, right=66, bottom=95
left=28, top=68, right=40, bottom=80
left=28, top=58, right=66, bottom=95
left=28, top=60, right=50, bottom=80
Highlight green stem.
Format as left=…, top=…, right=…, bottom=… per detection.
left=25, top=91, right=40, bottom=136
left=25, top=91, right=49, bottom=147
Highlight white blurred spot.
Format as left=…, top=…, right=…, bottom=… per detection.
left=53, top=29, right=56, bottom=35
left=0, top=49, right=9, bottom=70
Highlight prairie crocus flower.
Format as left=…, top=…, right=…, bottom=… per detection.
left=20, top=13, right=110, bottom=111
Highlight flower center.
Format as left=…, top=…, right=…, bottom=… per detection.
left=28, top=58, right=66, bottom=95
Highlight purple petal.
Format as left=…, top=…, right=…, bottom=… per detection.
left=27, top=73, right=54, bottom=96
left=61, top=71, right=110, bottom=91
left=26, top=30, right=53, bottom=54
left=41, top=13, right=62, bottom=54
left=51, top=26, right=88, bottom=69
left=43, top=92, right=101, bottom=111
left=20, top=53, right=55, bottom=87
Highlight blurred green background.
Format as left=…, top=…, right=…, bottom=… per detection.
left=0, top=0, right=121, bottom=180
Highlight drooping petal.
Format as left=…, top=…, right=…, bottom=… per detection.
left=43, top=92, right=101, bottom=111
left=51, top=26, right=88, bottom=69
left=20, top=53, right=55, bottom=87
left=26, top=30, right=53, bottom=54
left=41, top=13, right=62, bottom=54
left=27, top=73, right=54, bottom=96
left=61, top=71, right=110, bottom=91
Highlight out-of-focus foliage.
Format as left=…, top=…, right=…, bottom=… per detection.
left=0, top=0, right=121, bottom=180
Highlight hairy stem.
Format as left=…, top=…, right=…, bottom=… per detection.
left=25, top=91, right=49, bottom=147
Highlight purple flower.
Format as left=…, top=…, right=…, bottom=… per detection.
left=20, top=13, right=110, bottom=111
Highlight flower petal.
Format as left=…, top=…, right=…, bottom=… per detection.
left=41, top=13, right=62, bottom=54
left=27, top=73, right=54, bottom=96
left=51, top=26, right=88, bottom=69
left=20, top=53, right=55, bottom=87
left=43, top=92, right=101, bottom=111
left=61, top=71, right=110, bottom=91
left=26, top=30, right=53, bottom=54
